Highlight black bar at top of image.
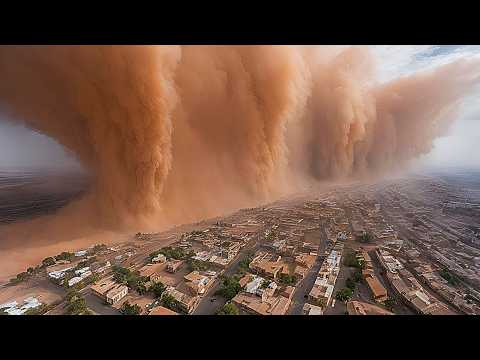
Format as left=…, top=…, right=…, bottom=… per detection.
left=0, top=14, right=479, bottom=44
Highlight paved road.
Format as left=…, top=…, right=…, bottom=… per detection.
left=288, top=256, right=324, bottom=315
left=288, top=225, right=329, bottom=315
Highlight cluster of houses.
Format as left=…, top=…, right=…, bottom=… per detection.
left=231, top=272, right=294, bottom=315
left=375, top=248, right=456, bottom=315
left=357, top=250, right=388, bottom=303
left=306, top=241, right=344, bottom=314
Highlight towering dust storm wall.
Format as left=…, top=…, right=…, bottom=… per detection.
left=0, top=45, right=478, bottom=234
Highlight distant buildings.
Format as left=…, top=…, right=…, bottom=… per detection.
left=75, top=250, right=87, bottom=257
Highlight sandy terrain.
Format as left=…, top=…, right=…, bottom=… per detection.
left=0, top=275, right=65, bottom=306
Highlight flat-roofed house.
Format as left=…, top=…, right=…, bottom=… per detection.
left=148, top=306, right=178, bottom=315
left=138, top=263, right=166, bottom=283
left=183, top=271, right=215, bottom=296
left=91, top=279, right=128, bottom=304
left=163, top=287, right=200, bottom=314
left=166, top=260, right=184, bottom=274
left=249, top=254, right=285, bottom=279
left=295, top=254, right=316, bottom=269
left=365, top=276, right=388, bottom=303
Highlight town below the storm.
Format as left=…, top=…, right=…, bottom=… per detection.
left=2, top=170, right=480, bottom=316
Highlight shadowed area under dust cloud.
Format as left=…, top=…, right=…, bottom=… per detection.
left=0, top=45, right=479, bottom=276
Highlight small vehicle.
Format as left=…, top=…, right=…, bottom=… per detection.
left=210, top=298, right=217, bottom=302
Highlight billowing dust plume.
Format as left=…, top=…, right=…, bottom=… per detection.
left=0, top=45, right=479, bottom=252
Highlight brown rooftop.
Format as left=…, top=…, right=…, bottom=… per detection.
left=149, top=305, right=178, bottom=315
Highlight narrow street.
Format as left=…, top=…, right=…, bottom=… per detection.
left=288, top=225, right=329, bottom=315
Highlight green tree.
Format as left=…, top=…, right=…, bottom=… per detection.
left=54, top=252, right=74, bottom=261
left=353, top=270, right=363, bottom=283
left=384, top=298, right=396, bottom=311
left=66, top=297, right=88, bottom=315
left=278, top=273, right=297, bottom=285
left=237, top=254, right=254, bottom=275
left=187, top=259, right=210, bottom=272
left=343, top=252, right=361, bottom=268
left=346, top=277, right=356, bottom=291
left=311, top=297, right=327, bottom=308
left=42, top=257, right=56, bottom=267
left=151, top=282, right=166, bottom=298
left=161, top=293, right=179, bottom=312
left=24, top=303, right=54, bottom=315
left=335, top=288, right=353, bottom=302
left=217, top=303, right=239, bottom=315
left=112, top=265, right=131, bottom=284
left=357, top=232, right=373, bottom=244
left=215, top=276, right=242, bottom=300
left=10, top=272, right=30, bottom=284
left=157, top=246, right=189, bottom=260
left=65, top=289, right=80, bottom=303
left=135, top=282, right=147, bottom=295
left=439, top=269, right=460, bottom=286
left=27, top=267, right=35, bottom=275
left=91, top=244, right=108, bottom=254
left=121, top=301, right=141, bottom=315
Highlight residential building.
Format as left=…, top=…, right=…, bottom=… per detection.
left=139, top=263, right=165, bottom=283
left=148, top=306, right=178, bottom=315
left=303, top=303, right=323, bottom=315
left=166, top=259, right=184, bottom=273
left=152, top=254, right=167, bottom=263
left=249, top=252, right=286, bottom=279
left=231, top=292, right=291, bottom=315
left=163, top=287, right=200, bottom=314
left=91, top=279, right=128, bottom=304
left=365, top=276, right=388, bottom=303
left=183, top=271, right=216, bottom=296
left=294, top=253, right=316, bottom=269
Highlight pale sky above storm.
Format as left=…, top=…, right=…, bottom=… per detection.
left=0, top=45, right=478, bottom=171
left=369, top=45, right=480, bottom=170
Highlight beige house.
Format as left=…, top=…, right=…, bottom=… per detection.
left=166, top=260, right=184, bottom=274
left=91, top=279, right=128, bottom=304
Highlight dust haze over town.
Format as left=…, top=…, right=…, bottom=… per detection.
left=1, top=45, right=480, bottom=316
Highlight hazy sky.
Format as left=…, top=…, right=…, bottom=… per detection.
left=370, top=45, right=480, bottom=170
left=0, top=45, right=478, bottom=171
